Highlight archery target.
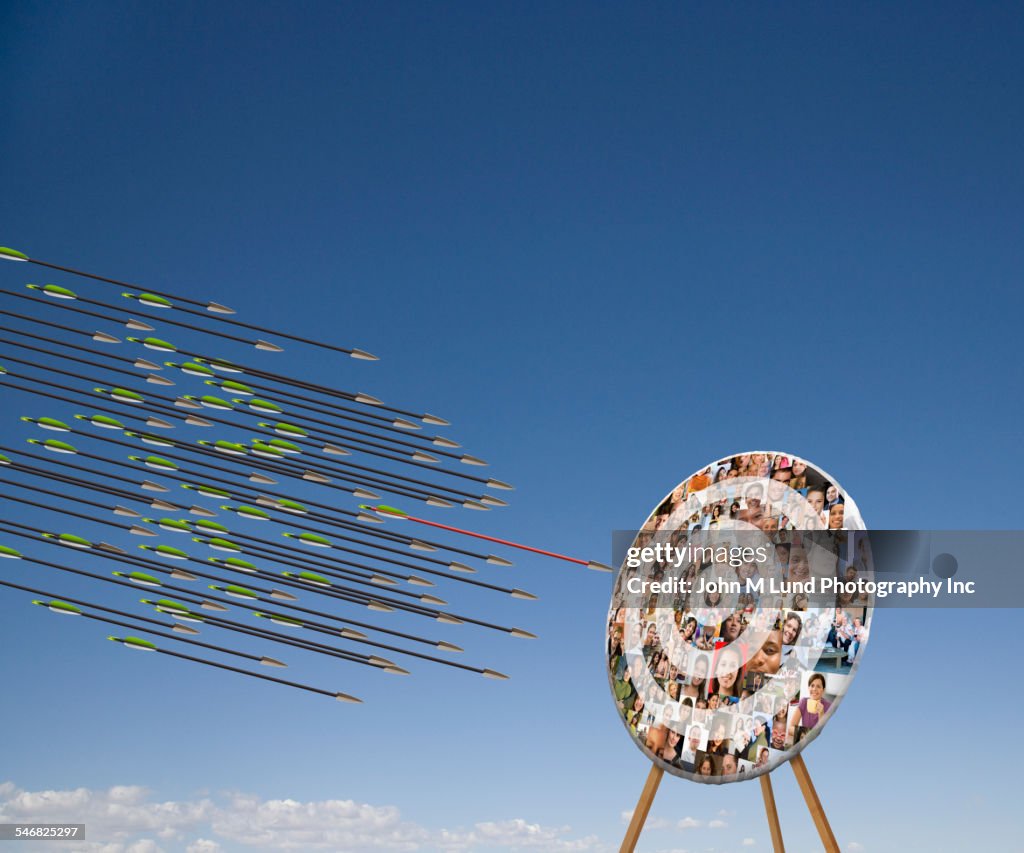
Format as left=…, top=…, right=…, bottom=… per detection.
left=606, top=452, right=873, bottom=784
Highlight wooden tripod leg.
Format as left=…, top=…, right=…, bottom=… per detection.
left=620, top=763, right=664, bottom=853
left=790, top=754, right=839, bottom=852
left=759, top=773, right=785, bottom=852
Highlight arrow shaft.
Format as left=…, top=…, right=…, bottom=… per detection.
left=3, top=288, right=265, bottom=349
left=389, top=511, right=590, bottom=567
left=26, top=254, right=367, bottom=357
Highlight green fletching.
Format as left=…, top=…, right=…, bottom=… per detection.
left=266, top=439, right=300, bottom=453
left=235, top=505, right=270, bottom=520
left=34, top=416, right=71, bottom=431
left=123, top=636, right=158, bottom=650
left=144, top=455, right=178, bottom=470
left=212, top=440, right=247, bottom=453
left=248, top=399, right=282, bottom=413
left=187, top=483, right=230, bottom=498
left=205, top=537, right=241, bottom=552
left=204, top=357, right=240, bottom=371
left=298, top=532, right=331, bottom=547
left=37, top=284, right=77, bottom=299
left=217, top=380, right=255, bottom=395
left=199, top=395, right=233, bottom=409
left=140, top=337, right=177, bottom=351
left=111, top=388, right=145, bottom=402
left=138, top=293, right=173, bottom=308
left=223, top=585, right=257, bottom=599
left=154, top=545, right=190, bottom=558
left=0, top=545, right=24, bottom=558
left=46, top=600, right=82, bottom=614
left=180, top=361, right=215, bottom=376
left=126, top=572, right=161, bottom=586
left=195, top=519, right=229, bottom=533
left=221, top=557, right=257, bottom=571
left=0, top=247, right=29, bottom=261
left=258, top=612, right=302, bottom=627
left=276, top=499, right=307, bottom=513
left=296, top=571, right=330, bottom=586
left=153, top=598, right=190, bottom=613
left=377, top=505, right=408, bottom=517
left=57, top=534, right=92, bottom=548
left=135, top=433, right=173, bottom=447
left=250, top=441, right=284, bottom=457
left=157, top=518, right=191, bottom=532
left=85, top=414, right=125, bottom=429
left=40, top=439, right=77, bottom=454
left=271, top=422, right=307, bottom=437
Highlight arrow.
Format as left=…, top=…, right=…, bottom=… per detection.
left=25, top=594, right=288, bottom=667
left=106, top=636, right=364, bottom=703
left=2, top=288, right=453, bottom=425
left=0, top=441, right=509, bottom=564
left=0, top=336, right=489, bottom=480
left=363, top=504, right=615, bottom=572
left=0, top=355, right=490, bottom=503
left=9, top=286, right=285, bottom=353
left=0, top=246, right=377, bottom=359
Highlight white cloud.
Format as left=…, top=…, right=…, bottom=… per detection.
left=846, top=844, right=865, bottom=852
left=708, top=819, right=727, bottom=829
left=677, top=817, right=702, bottom=829
left=742, top=839, right=756, bottom=847
left=0, top=782, right=604, bottom=852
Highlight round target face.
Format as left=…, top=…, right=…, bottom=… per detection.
left=606, top=452, right=874, bottom=784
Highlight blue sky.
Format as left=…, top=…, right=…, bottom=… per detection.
left=1, top=3, right=1023, bottom=851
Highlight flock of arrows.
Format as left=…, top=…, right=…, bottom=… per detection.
left=0, top=246, right=611, bottom=704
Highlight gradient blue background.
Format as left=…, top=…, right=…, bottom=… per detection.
left=2, top=3, right=1023, bottom=851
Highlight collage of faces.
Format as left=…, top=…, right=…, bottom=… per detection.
left=606, top=452, right=873, bottom=784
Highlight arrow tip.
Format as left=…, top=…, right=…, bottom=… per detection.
left=586, top=560, right=615, bottom=573
left=425, top=496, right=452, bottom=509
left=482, top=669, right=509, bottom=680
left=509, top=628, right=538, bottom=640
left=350, top=349, right=378, bottom=361
left=354, top=392, right=383, bottom=406
left=260, top=656, right=287, bottom=668
left=436, top=641, right=463, bottom=653
left=335, top=691, right=363, bottom=703
left=254, top=339, right=284, bottom=352
left=479, top=495, right=508, bottom=508
left=206, top=301, right=236, bottom=314
left=421, top=413, right=450, bottom=427
left=448, top=561, right=476, bottom=574
left=486, top=555, right=514, bottom=567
